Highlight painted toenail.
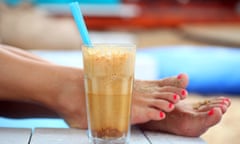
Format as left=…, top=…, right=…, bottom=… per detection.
left=173, top=94, right=179, bottom=100
left=159, top=112, right=165, bottom=118
left=208, top=109, right=214, bottom=116
left=177, top=74, right=183, bottom=79
left=181, top=90, right=187, bottom=96
left=224, top=98, right=230, bottom=102
left=168, top=103, right=174, bottom=109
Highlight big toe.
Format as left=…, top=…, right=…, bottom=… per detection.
left=188, top=107, right=222, bottom=137
left=158, top=73, right=189, bottom=89
left=204, top=107, right=222, bottom=128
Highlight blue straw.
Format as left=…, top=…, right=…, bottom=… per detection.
left=69, top=2, right=92, bottom=46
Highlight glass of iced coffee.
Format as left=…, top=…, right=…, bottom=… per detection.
left=82, top=44, right=136, bottom=144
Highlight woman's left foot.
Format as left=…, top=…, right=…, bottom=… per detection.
left=138, top=97, right=231, bottom=137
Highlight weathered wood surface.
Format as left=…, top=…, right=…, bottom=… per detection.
left=144, top=131, right=207, bottom=144
left=0, top=127, right=207, bottom=144
left=30, top=127, right=150, bottom=144
left=0, top=127, right=32, bottom=144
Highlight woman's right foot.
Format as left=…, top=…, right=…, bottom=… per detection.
left=55, top=73, right=189, bottom=129
left=131, top=74, right=189, bottom=124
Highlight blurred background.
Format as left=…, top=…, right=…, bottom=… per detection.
left=0, top=0, right=240, bottom=144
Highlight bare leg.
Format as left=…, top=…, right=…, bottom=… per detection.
left=1, top=44, right=51, bottom=63
left=0, top=45, right=87, bottom=127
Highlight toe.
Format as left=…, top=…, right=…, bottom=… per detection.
left=146, top=109, right=166, bottom=121
left=194, top=97, right=231, bottom=114
left=180, top=89, right=188, bottom=99
left=158, top=86, right=188, bottom=100
left=157, top=73, right=189, bottom=89
left=132, top=107, right=166, bottom=124
left=210, top=97, right=231, bottom=107
left=204, top=107, right=222, bottom=127
left=187, top=107, right=222, bottom=137
left=152, top=91, right=181, bottom=103
left=197, top=103, right=228, bottom=114
left=217, top=97, right=231, bottom=107
left=149, top=98, right=175, bottom=112
left=224, top=97, right=231, bottom=107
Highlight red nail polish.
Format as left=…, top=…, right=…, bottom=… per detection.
left=159, top=112, right=165, bottom=118
left=177, top=74, right=182, bottom=79
left=181, top=90, right=186, bottom=96
left=168, top=103, right=174, bottom=109
left=208, top=109, right=214, bottom=116
left=173, top=94, right=178, bottom=100
left=224, top=98, right=230, bottom=102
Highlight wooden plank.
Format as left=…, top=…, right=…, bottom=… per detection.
left=0, top=127, right=32, bottom=144
left=30, top=128, right=89, bottom=144
left=30, top=127, right=150, bottom=144
left=131, top=126, right=150, bottom=144
left=144, top=131, right=207, bottom=144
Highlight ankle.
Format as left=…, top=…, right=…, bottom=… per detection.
left=56, top=67, right=85, bottom=111
left=35, top=66, right=85, bottom=114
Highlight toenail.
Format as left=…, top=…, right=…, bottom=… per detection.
left=181, top=90, right=187, bottom=96
left=224, top=98, right=230, bottom=102
left=168, top=103, right=174, bottom=109
left=173, top=94, right=179, bottom=101
left=177, top=74, right=183, bottom=79
left=159, top=112, right=165, bottom=118
left=208, top=109, right=214, bottom=116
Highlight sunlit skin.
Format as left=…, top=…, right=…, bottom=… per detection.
left=0, top=44, right=231, bottom=137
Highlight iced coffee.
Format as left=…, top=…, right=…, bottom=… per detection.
left=82, top=44, right=135, bottom=144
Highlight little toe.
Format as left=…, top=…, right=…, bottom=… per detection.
left=224, top=98, right=231, bottom=107
left=147, top=109, right=166, bottom=121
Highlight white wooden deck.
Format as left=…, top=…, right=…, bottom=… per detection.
left=0, top=127, right=207, bottom=144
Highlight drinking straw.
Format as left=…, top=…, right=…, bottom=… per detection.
left=70, top=2, right=92, bottom=46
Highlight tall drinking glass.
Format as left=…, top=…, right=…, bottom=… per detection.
left=82, top=44, right=136, bottom=144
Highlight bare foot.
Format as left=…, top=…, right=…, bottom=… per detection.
left=132, top=73, right=189, bottom=124
left=138, top=97, right=231, bottom=137
left=54, top=72, right=189, bottom=129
